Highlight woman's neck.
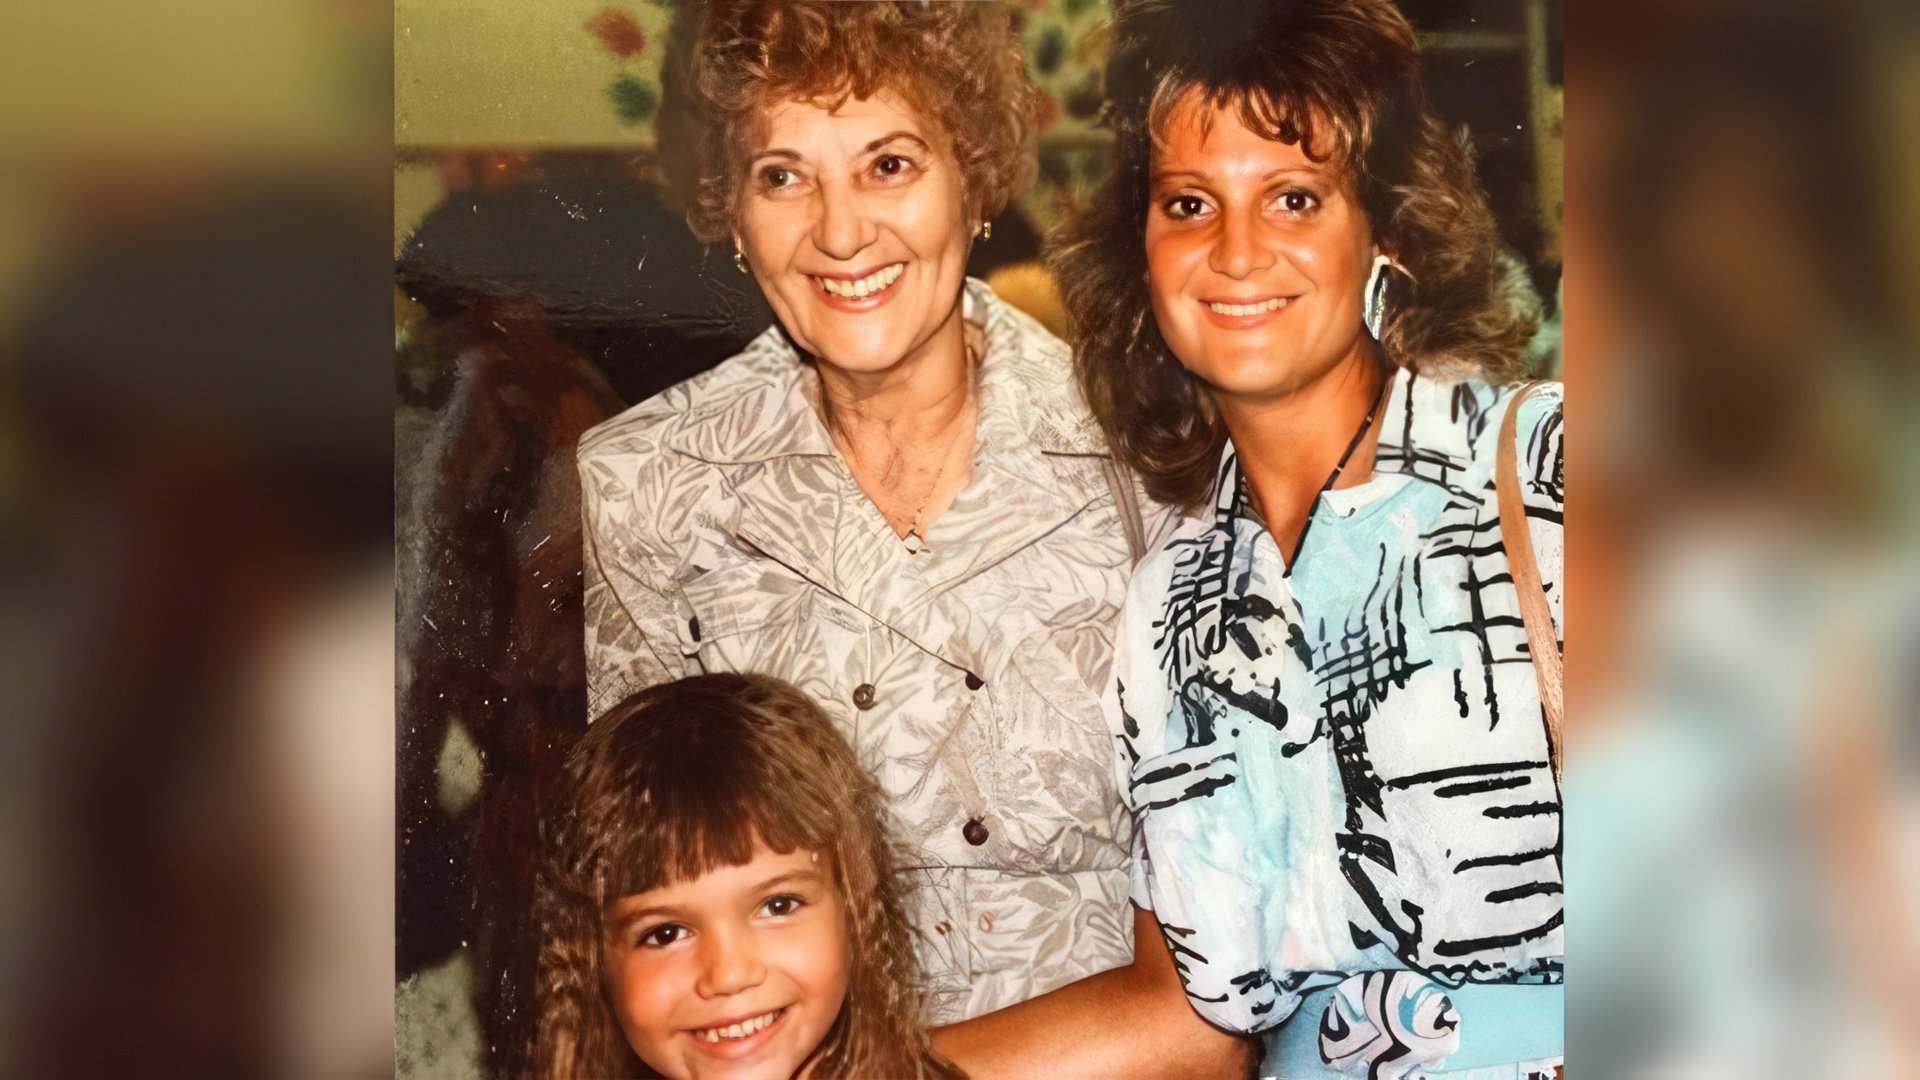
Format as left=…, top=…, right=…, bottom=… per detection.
left=812, top=303, right=981, bottom=541
left=1215, top=340, right=1393, bottom=555
left=815, top=305, right=973, bottom=441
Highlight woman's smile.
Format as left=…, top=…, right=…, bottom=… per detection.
left=1198, top=293, right=1296, bottom=328
left=808, top=262, right=908, bottom=307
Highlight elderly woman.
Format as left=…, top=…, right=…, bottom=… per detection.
left=578, top=0, right=1159, bottom=1030
left=951, top=1, right=1564, bottom=1077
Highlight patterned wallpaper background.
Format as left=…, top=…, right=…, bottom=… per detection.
left=573, top=0, right=1118, bottom=228
left=397, top=0, right=1558, bottom=268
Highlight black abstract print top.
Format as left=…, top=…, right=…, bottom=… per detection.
left=1108, top=369, right=1564, bottom=1072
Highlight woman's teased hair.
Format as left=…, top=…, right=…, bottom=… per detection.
left=665, top=0, right=1036, bottom=244
left=1056, top=0, right=1539, bottom=510
left=533, top=673, right=961, bottom=1079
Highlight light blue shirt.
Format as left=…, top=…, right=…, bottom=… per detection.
left=1109, top=370, right=1564, bottom=1076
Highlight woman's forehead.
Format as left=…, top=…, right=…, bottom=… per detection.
left=1152, top=85, right=1351, bottom=159
left=753, top=85, right=935, bottom=154
left=1151, top=93, right=1347, bottom=182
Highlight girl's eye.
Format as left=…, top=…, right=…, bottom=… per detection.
left=637, top=923, right=685, bottom=949
left=1275, top=188, right=1319, bottom=214
left=760, top=894, right=805, bottom=918
left=1164, top=194, right=1209, bottom=220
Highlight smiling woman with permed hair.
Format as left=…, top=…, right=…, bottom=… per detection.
left=576, top=0, right=1184, bottom=1058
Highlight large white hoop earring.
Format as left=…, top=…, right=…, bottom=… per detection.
left=1363, top=253, right=1393, bottom=340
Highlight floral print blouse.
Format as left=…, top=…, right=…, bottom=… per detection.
left=579, top=280, right=1170, bottom=1022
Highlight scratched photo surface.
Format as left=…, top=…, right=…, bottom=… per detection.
left=0, top=0, right=1914, bottom=1077
left=389, top=2, right=1561, bottom=1075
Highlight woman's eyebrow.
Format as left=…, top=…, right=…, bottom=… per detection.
left=1261, top=164, right=1332, bottom=182
left=863, top=132, right=930, bottom=155
left=1151, top=165, right=1330, bottom=186
left=746, top=148, right=802, bottom=167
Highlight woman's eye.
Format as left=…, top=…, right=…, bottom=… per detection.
left=637, top=923, right=685, bottom=948
left=1276, top=188, right=1319, bottom=214
left=760, top=894, right=805, bottom=918
left=1164, top=195, right=1208, bottom=220
left=761, top=167, right=793, bottom=189
left=873, top=154, right=912, bottom=178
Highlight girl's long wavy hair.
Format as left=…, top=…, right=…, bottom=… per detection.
left=1056, top=0, right=1540, bottom=511
left=532, top=674, right=962, bottom=1079
left=664, top=0, right=1035, bottom=244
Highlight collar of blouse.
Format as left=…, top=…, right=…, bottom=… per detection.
left=660, top=278, right=1109, bottom=466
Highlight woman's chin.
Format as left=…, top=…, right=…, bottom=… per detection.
left=805, top=335, right=916, bottom=375
left=1185, top=359, right=1307, bottom=403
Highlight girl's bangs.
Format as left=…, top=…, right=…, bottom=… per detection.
left=595, top=761, right=832, bottom=902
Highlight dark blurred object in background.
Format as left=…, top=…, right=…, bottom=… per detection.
left=3, top=178, right=394, bottom=1078
left=394, top=164, right=773, bottom=1076
left=396, top=162, right=772, bottom=405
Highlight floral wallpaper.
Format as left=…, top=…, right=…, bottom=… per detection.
left=578, top=1, right=1117, bottom=230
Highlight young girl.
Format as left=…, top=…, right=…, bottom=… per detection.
left=534, top=673, right=965, bottom=1079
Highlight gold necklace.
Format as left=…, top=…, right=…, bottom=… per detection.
left=900, top=405, right=971, bottom=554
left=826, top=341, right=978, bottom=554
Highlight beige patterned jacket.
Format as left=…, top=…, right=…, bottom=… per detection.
left=578, top=280, right=1169, bottom=1021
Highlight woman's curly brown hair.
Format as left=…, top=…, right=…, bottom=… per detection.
left=1055, top=0, right=1540, bottom=511
left=663, top=0, right=1036, bottom=244
left=532, top=673, right=963, bottom=1079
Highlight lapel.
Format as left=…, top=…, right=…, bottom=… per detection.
left=903, top=279, right=1111, bottom=596
left=698, top=281, right=1114, bottom=675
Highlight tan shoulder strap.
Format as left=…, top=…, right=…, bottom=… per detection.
left=1100, top=457, right=1147, bottom=566
left=1497, top=382, right=1564, bottom=782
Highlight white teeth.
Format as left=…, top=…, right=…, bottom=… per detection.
left=1207, top=297, right=1288, bottom=316
left=815, top=263, right=903, bottom=298
left=695, top=1009, right=779, bottom=1043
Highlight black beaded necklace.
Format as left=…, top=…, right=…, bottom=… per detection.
left=1257, top=371, right=1393, bottom=578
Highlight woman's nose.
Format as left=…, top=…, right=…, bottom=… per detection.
left=812, top=181, right=875, bottom=262
left=1208, top=206, right=1274, bottom=279
left=694, top=926, right=767, bottom=998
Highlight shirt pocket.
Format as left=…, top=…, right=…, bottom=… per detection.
left=985, top=634, right=1128, bottom=874
left=675, top=553, right=810, bottom=645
